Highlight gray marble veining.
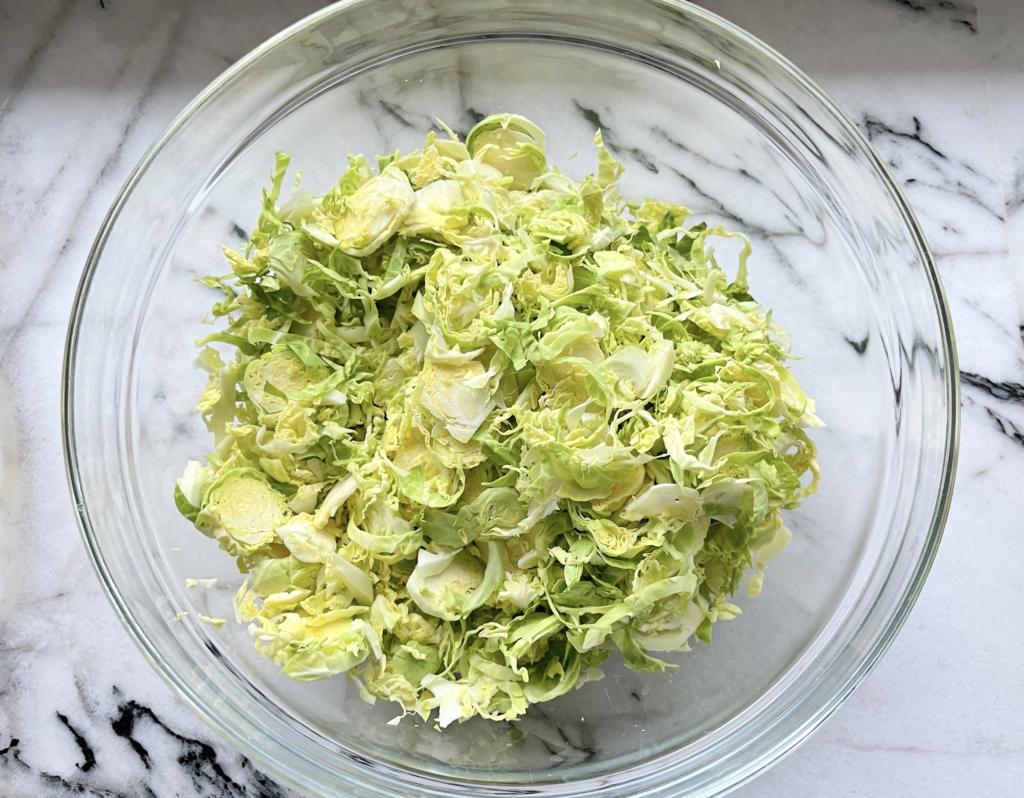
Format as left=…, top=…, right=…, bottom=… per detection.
left=1, top=0, right=1023, bottom=796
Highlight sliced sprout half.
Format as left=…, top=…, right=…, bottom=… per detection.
left=195, top=468, right=289, bottom=556
left=407, top=542, right=505, bottom=621
left=466, top=113, right=547, bottom=190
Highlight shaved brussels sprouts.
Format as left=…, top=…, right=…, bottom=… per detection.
left=176, top=115, right=820, bottom=729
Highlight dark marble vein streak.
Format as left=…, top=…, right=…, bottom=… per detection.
left=864, top=116, right=948, bottom=161
left=985, top=407, right=1024, bottom=446
left=845, top=336, right=870, bottom=354
left=884, top=0, right=978, bottom=33
left=379, top=99, right=416, bottom=129
left=1006, top=167, right=1024, bottom=215
left=1, top=690, right=288, bottom=798
left=109, top=691, right=289, bottom=797
left=573, top=102, right=659, bottom=173
left=863, top=116, right=1003, bottom=221
left=960, top=371, right=1024, bottom=403
left=57, top=711, right=97, bottom=772
left=653, top=126, right=805, bottom=234
left=1, top=735, right=133, bottom=798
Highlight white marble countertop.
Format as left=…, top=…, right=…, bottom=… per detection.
left=2, top=0, right=1023, bottom=795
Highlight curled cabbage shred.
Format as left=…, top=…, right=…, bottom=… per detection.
left=178, top=113, right=821, bottom=727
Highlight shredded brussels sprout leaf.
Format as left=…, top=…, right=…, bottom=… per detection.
left=177, top=113, right=821, bottom=727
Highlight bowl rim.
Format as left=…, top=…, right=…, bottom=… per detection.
left=62, top=0, right=960, bottom=794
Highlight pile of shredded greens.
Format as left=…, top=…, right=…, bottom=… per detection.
left=175, top=114, right=821, bottom=728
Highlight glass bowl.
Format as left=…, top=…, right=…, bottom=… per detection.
left=62, top=1, right=959, bottom=796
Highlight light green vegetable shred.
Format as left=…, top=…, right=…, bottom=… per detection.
left=176, top=113, right=822, bottom=728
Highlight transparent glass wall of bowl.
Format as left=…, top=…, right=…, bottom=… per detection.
left=65, top=0, right=955, bottom=796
